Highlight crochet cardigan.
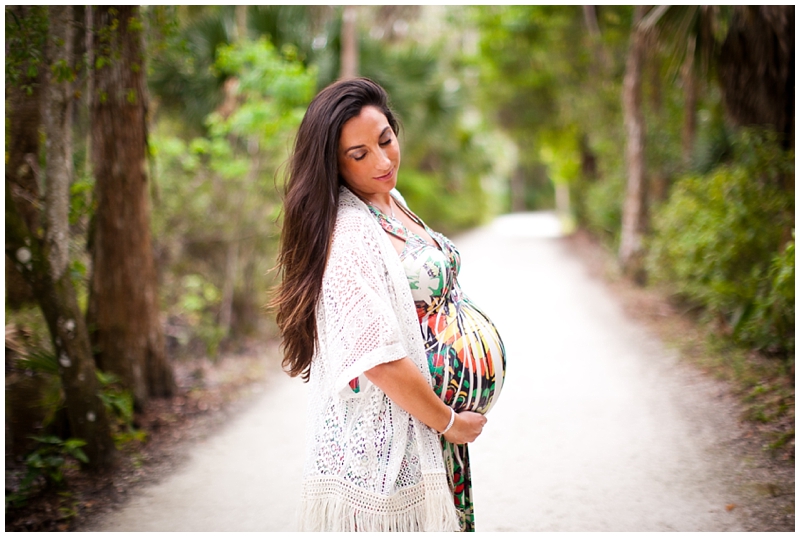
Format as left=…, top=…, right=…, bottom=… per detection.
left=297, top=186, right=460, bottom=531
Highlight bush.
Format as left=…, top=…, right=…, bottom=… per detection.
left=647, top=129, right=794, bottom=356
left=582, top=171, right=624, bottom=245
left=6, top=436, right=88, bottom=509
left=739, top=234, right=794, bottom=355
left=397, top=168, right=489, bottom=237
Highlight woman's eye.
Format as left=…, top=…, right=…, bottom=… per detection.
left=354, top=153, right=366, bottom=161
left=379, top=138, right=392, bottom=146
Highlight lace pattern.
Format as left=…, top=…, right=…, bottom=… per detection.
left=298, top=187, right=459, bottom=531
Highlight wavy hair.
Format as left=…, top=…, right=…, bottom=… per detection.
left=272, top=78, right=400, bottom=380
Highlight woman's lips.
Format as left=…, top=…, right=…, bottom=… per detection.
left=374, top=168, right=395, bottom=181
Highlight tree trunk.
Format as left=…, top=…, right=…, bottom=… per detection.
left=340, top=6, right=359, bottom=79
left=84, top=6, right=94, bottom=175
left=619, top=5, right=648, bottom=283
left=219, top=240, right=239, bottom=339
left=681, top=37, right=697, bottom=168
left=510, top=168, right=526, bottom=212
left=6, top=187, right=117, bottom=470
left=89, top=6, right=175, bottom=405
left=648, top=41, right=662, bottom=112
left=44, top=5, right=73, bottom=282
left=6, top=7, right=117, bottom=467
left=235, top=240, right=259, bottom=336
left=6, top=6, right=44, bottom=235
left=583, top=5, right=612, bottom=73
left=235, top=5, right=248, bottom=42
left=583, top=5, right=601, bottom=37
left=5, top=6, right=44, bottom=309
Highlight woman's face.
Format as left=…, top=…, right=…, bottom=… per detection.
left=338, top=105, right=400, bottom=202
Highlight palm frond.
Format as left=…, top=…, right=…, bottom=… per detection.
left=637, top=5, right=734, bottom=82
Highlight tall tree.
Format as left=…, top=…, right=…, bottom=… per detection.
left=5, top=5, right=116, bottom=469
left=340, top=6, right=359, bottom=79
left=718, top=6, right=794, bottom=152
left=234, top=5, right=248, bottom=42
left=642, top=6, right=794, bottom=157
left=43, top=5, right=73, bottom=280
left=88, top=6, right=175, bottom=405
left=680, top=37, right=697, bottom=167
left=619, top=5, right=649, bottom=282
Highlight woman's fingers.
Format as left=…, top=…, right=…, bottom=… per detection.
left=443, top=411, right=487, bottom=444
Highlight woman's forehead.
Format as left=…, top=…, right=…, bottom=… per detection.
left=340, top=106, right=389, bottom=144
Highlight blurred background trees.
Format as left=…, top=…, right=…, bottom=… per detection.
left=5, top=4, right=794, bottom=486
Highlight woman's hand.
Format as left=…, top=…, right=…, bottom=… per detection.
left=365, top=358, right=489, bottom=444
left=443, top=411, right=487, bottom=444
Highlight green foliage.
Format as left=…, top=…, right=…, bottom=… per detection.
left=357, top=22, right=509, bottom=232
left=5, top=6, right=48, bottom=93
left=148, top=6, right=336, bottom=133
left=68, top=176, right=94, bottom=226
left=28, top=436, right=89, bottom=479
left=398, top=168, right=485, bottom=236
left=94, top=7, right=123, bottom=74
left=738, top=234, right=794, bottom=355
left=151, top=36, right=315, bottom=348
left=15, top=349, right=66, bottom=429
left=210, top=38, right=316, bottom=144
left=18, top=348, right=60, bottom=376
left=50, top=58, right=75, bottom=84
left=470, top=6, right=636, bottom=211
left=582, top=172, right=625, bottom=244
left=691, top=97, right=734, bottom=174
left=177, top=274, right=226, bottom=356
left=647, top=130, right=794, bottom=356
left=539, top=126, right=581, bottom=186
left=96, top=370, right=147, bottom=446
left=6, top=436, right=88, bottom=509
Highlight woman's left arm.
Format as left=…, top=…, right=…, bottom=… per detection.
left=364, top=357, right=487, bottom=444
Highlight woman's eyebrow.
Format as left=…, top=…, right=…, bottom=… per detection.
left=344, top=126, right=391, bottom=154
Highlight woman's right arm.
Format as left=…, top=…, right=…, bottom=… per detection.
left=364, top=357, right=487, bottom=444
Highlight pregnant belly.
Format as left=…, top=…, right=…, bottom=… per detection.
left=424, top=298, right=506, bottom=415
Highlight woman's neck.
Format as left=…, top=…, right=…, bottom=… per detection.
left=349, top=187, right=393, bottom=216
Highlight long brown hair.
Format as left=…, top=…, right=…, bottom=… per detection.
left=272, top=78, right=400, bottom=381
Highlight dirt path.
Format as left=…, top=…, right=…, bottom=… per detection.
left=88, top=212, right=760, bottom=531
left=458, top=213, right=746, bottom=531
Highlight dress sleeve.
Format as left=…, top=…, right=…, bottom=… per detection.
left=320, top=215, right=408, bottom=399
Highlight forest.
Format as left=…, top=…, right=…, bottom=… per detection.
left=5, top=5, right=794, bottom=527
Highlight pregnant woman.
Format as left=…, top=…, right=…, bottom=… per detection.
left=365, top=189, right=506, bottom=531
left=273, top=77, right=506, bottom=532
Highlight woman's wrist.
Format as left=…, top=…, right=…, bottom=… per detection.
left=440, top=407, right=456, bottom=435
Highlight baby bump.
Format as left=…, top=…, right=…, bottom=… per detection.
left=424, top=299, right=506, bottom=415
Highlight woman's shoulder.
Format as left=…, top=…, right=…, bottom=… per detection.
left=336, top=187, right=372, bottom=227
left=332, top=187, right=380, bottom=250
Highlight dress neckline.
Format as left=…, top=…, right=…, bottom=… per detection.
left=367, top=193, right=442, bottom=252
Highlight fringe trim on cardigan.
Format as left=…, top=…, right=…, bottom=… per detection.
left=297, top=473, right=460, bottom=532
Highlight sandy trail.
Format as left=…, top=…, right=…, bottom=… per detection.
left=88, top=212, right=745, bottom=531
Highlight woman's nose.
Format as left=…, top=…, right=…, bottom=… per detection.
left=376, top=148, right=391, bottom=169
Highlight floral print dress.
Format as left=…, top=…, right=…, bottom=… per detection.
left=366, top=194, right=506, bottom=532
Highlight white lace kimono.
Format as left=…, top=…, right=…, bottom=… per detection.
left=297, top=187, right=460, bottom=531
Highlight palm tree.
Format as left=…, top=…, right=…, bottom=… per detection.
left=641, top=6, right=794, bottom=152
left=717, top=6, right=794, bottom=151
left=619, top=5, right=795, bottom=278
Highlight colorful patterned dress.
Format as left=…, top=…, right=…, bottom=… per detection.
left=366, top=194, right=506, bottom=532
